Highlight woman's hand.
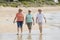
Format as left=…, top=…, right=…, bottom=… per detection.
left=33, top=22, right=35, bottom=25
left=45, top=20, right=46, bottom=23
left=13, top=20, right=15, bottom=23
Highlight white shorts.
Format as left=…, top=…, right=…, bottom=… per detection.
left=38, top=22, right=42, bottom=25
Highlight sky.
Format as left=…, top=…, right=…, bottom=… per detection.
left=54, top=0, right=59, bottom=3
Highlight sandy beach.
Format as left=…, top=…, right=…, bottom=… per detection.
left=0, top=6, right=60, bottom=40
left=0, top=6, right=60, bottom=33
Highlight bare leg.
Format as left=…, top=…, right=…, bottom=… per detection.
left=28, top=27, right=31, bottom=34
left=21, top=28, right=22, bottom=33
left=39, top=23, right=42, bottom=34
left=27, top=23, right=32, bottom=34
left=17, top=27, right=19, bottom=35
left=39, top=34, right=42, bottom=40
left=29, top=28, right=31, bottom=33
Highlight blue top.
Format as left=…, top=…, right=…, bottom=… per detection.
left=26, top=14, right=33, bottom=23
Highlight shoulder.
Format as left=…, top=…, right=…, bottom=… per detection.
left=16, top=13, right=18, bottom=15
left=16, top=13, right=18, bottom=14
left=41, top=13, right=45, bottom=17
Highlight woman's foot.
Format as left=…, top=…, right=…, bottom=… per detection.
left=17, top=33, right=19, bottom=35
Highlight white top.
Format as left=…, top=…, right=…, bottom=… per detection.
left=36, top=13, right=44, bottom=23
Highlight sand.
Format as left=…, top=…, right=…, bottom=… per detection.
left=0, top=6, right=60, bottom=33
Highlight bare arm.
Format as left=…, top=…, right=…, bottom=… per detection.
left=44, top=16, right=46, bottom=23
left=13, top=17, right=16, bottom=23
left=32, top=17, right=35, bottom=25
left=32, top=17, right=34, bottom=22
left=25, top=16, right=27, bottom=24
left=36, top=17, right=38, bottom=23
left=23, top=15, right=24, bottom=21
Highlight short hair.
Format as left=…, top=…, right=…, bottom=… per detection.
left=18, top=9, right=22, bottom=12
left=28, top=10, right=31, bottom=12
left=38, top=9, right=42, bottom=11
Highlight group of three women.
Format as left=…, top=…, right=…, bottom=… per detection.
left=13, top=9, right=46, bottom=35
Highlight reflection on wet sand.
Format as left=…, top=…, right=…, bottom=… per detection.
left=39, top=34, right=42, bottom=40
left=17, top=34, right=32, bottom=40
left=17, top=35, right=22, bottom=40
left=27, top=34, right=32, bottom=40
left=17, top=34, right=43, bottom=40
left=1, top=28, right=60, bottom=40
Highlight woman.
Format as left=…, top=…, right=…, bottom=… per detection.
left=26, top=10, right=34, bottom=33
left=13, top=9, right=24, bottom=35
left=36, top=9, right=46, bottom=34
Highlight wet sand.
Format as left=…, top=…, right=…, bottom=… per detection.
left=0, top=27, right=60, bottom=40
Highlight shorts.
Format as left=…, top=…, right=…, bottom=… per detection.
left=38, top=22, right=42, bottom=24
left=38, top=22, right=43, bottom=26
left=17, top=21, right=23, bottom=28
left=27, top=22, right=32, bottom=29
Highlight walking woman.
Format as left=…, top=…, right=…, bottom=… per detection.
left=26, top=10, right=34, bottom=33
left=36, top=9, right=46, bottom=34
left=13, top=9, right=24, bottom=35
